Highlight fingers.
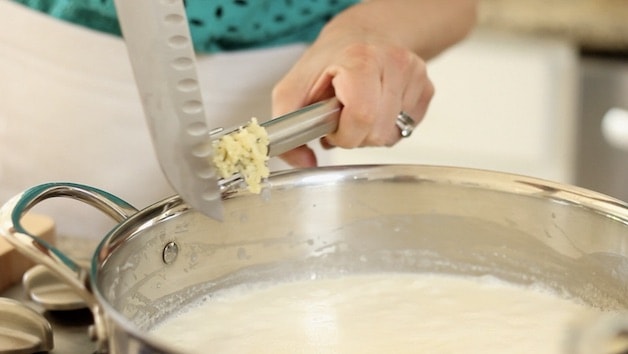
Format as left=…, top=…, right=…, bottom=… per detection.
left=326, top=44, right=433, bottom=148
left=325, top=45, right=380, bottom=148
left=278, top=145, right=318, bottom=168
left=272, top=35, right=436, bottom=167
left=370, top=46, right=417, bottom=145
left=399, top=54, right=434, bottom=134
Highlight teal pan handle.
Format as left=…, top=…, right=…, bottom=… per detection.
left=0, top=182, right=138, bottom=353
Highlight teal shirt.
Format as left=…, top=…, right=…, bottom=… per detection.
left=12, top=0, right=360, bottom=53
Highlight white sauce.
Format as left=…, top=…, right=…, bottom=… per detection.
left=150, top=273, right=603, bottom=353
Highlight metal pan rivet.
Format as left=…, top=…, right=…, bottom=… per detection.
left=162, top=241, right=179, bottom=264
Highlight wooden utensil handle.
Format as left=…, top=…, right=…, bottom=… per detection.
left=0, top=213, right=55, bottom=292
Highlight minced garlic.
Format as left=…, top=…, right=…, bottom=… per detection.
left=211, top=118, right=269, bottom=193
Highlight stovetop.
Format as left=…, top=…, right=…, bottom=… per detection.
left=2, top=282, right=97, bottom=353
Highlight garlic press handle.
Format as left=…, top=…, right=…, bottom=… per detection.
left=263, top=97, right=342, bottom=157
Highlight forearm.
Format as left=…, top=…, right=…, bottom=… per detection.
left=322, top=0, right=479, bottom=60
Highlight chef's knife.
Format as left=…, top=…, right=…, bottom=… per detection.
left=114, top=0, right=342, bottom=221
left=113, top=0, right=223, bottom=220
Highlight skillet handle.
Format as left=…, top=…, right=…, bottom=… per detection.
left=0, top=182, right=138, bottom=353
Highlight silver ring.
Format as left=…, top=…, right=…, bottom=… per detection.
left=396, top=111, right=416, bottom=138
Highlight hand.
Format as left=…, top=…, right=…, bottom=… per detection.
left=271, top=0, right=477, bottom=168
left=272, top=21, right=434, bottom=168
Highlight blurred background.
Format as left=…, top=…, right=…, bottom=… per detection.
left=315, top=0, right=628, bottom=202
left=0, top=0, right=626, bottom=249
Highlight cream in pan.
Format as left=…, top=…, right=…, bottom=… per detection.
left=149, top=273, right=605, bottom=353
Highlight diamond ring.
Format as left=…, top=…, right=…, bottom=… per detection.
left=396, top=111, right=416, bottom=138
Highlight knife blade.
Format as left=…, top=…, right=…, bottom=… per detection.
left=114, top=0, right=223, bottom=220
